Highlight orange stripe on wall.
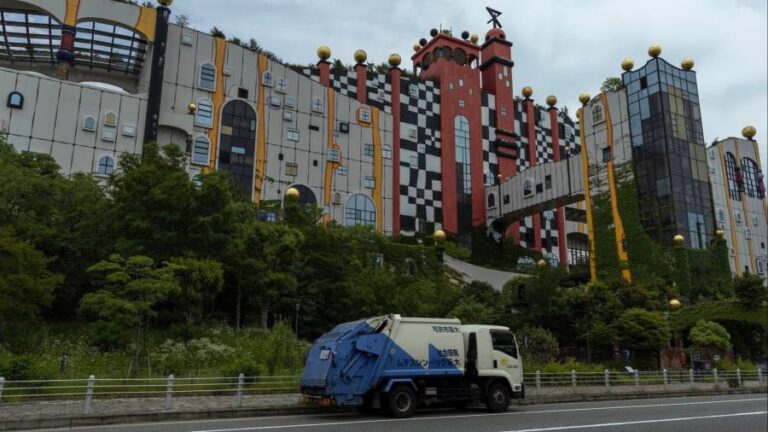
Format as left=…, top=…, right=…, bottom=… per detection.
left=322, top=88, right=337, bottom=223
left=733, top=143, right=756, bottom=272
left=578, top=108, right=597, bottom=281
left=372, top=107, right=383, bottom=232
left=717, top=144, right=741, bottom=275
left=253, top=54, right=268, bottom=204
left=64, top=0, right=81, bottom=26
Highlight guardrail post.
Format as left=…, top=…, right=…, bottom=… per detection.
left=604, top=369, right=610, bottom=389
left=689, top=368, right=694, bottom=389
left=713, top=368, right=719, bottom=387
left=662, top=369, right=668, bottom=389
left=535, top=370, right=541, bottom=391
left=236, top=373, right=244, bottom=408
left=0, top=376, right=4, bottom=402
left=571, top=369, right=577, bottom=392
left=165, top=374, right=175, bottom=410
left=736, top=368, right=742, bottom=388
left=84, top=375, right=95, bottom=415
left=758, top=368, right=764, bottom=385
left=634, top=370, right=639, bottom=386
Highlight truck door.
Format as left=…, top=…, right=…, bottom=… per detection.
left=490, top=331, right=523, bottom=386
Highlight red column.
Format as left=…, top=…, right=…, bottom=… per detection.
left=526, top=98, right=542, bottom=251
left=56, top=25, right=76, bottom=80
left=549, top=107, right=568, bottom=267
left=355, top=63, right=367, bottom=104
left=390, top=66, right=401, bottom=235
left=318, top=60, right=330, bottom=87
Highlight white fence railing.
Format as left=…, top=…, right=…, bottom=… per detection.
left=0, top=368, right=764, bottom=415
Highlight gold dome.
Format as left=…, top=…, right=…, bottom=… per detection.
left=521, top=86, right=533, bottom=98
left=621, top=58, right=634, bottom=72
left=681, top=57, right=694, bottom=70
left=673, top=234, right=685, bottom=246
left=354, top=49, right=367, bottom=64
left=187, top=102, right=196, bottom=114
left=546, top=95, right=557, bottom=107
left=470, top=34, right=479, bottom=44
left=648, top=44, right=662, bottom=58
left=157, top=0, right=173, bottom=6
left=536, top=259, right=547, bottom=269
left=669, top=299, right=682, bottom=310
left=285, top=187, right=300, bottom=201
left=317, top=45, right=331, bottom=61
left=742, top=125, right=757, bottom=140
left=388, top=53, right=401, bottom=67
left=413, top=43, right=421, bottom=52
left=579, top=93, right=591, bottom=105
left=715, top=228, right=725, bottom=238
left=433, top=229, right=447, bottom=243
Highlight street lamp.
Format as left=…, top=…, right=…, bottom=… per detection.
left=433, top=229, right=446, bottom=263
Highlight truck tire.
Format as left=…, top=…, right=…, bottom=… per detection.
left=485, top=382, right=510, bottom=413
left=386, top=384, right=417, bottom=418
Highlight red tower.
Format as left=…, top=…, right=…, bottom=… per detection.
left=412, top=32, right=483, bottom=235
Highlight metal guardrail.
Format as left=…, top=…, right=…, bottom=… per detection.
left=0, top=368, right=764, bottom=415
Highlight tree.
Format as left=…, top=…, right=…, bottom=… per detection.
left=600, top=77, right=623, bottom=93
left=0, top=227, right=61, bottom=344
left=689, top=320, right=730, bottom=352
left=80, top=255, right=180, bottom=374
left=210, top=26, right=226, bottom=39
left=518, top=327, right=559, bottom=364
left=169, top=257, right=224, bottom=332
left=174, top=13, right=190, bottom=28
left=613, top=308, right=670, bottom=365
left=733, top=274, right=767, bottom=305
left=557, top=282, right=622, bottom=362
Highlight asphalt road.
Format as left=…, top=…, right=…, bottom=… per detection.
left=39, top=393, right=767, bottom=432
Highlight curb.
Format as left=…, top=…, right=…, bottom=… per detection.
left=2, top=387, right=766, bottom=431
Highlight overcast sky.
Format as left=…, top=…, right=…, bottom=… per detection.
left=169, top=0, right=767, bottom=164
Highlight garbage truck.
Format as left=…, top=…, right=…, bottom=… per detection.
left=300, top=314, right=524, bottom=417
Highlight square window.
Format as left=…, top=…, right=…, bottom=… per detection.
left=364, top=176, right=375, bottom=189
left=328, top=148, right=340, bottom=162
left=409, top=155, right=418, bottom=167
left=278, top=153, right=283, bottom=160
left=313, top=159, right=318, bottom=167
left=101, top=128, right=116, bottom=142
left=309, top=124, right=319, bottom=131
left=536, top=183, right=543, bottom=193
left=339, top=122, right=350, bottom=133
left=458, top=99, right=464, bottom=107
left=503, top=195, right=510, bottom=204
left=364, top=143, right=374, bottom=157
left=287, top=128, right=299, bottom=141
left=545, top=175, right=552, bottom=190
left=312, top=98, right=324, bottom=113
left=337, top=165, right=348, bottom=175
left=262, top=71, right=273, bottom=87
left=223, top=66, right=232, bottom=77
left=275, top=78, right=287, bottom=93
left=409, top=84, right=419, bottom=98
left=358, top=108, right=372, bottom=123
left=283, top=111, right=293, bottom=121
left=269, top=96, right=282, bottom=107
left=181, top=34, right=193, bottom=45
left=285, top=97, right=296, bottom=109
left=238, top=88, right=249, bottom=99
left=285, top=162, right=298, bottom=176
left=122, top=125, right=136, bottom=137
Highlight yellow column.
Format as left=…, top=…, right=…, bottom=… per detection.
left=64, top=0, right=81, bottom=26
left=717, top=145, right=742, bottom=275
left=578, top=109, right=597, bottom=281
left=733, top=144, right=756, bottom=272
left=600, top=94, right=632, bottom=283
left=322, top=88, right=339, bottom=224
left=253, top=54, right=268, bottom=204
left=371, top=107, right=383, bottom=232
left=207, top=38, right=227, bottom=170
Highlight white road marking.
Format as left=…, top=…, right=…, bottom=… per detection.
left=189, top=398, right=768, bottom=431
left=497, top=411, right=768, bottom=432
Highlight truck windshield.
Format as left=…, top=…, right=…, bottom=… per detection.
left=491, top=331, right=518, bottom=359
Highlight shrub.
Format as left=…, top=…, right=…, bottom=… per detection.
left=689, top=320, right=730, bottom=352
left=220, top=358, right=262, bottom=382
left=88, top=320, right=126, bottom=352
left=518, top=327, right=559, bottom=364
left=0, top=354, right=55, bottom=381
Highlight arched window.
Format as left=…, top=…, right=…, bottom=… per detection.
left=195, top=99, right=214, bottom=128
left=523, top=178, right=534, bottom=197
left=192, top=135, right=210, bottom=165
left=382, top=144, right=392, bottom=159
left=104, top=111, right=117, bottom=127
left=96, top=155, right=115, bottom=175
left=199, top=62, right=216, bottom=91
left=6, top=91, right=23, bottom=108
left=82, top=115, right=97, bottom=131
left=219, top=100, right=257, bottom=197
left=741, top=157, right=760, bottom=198
left=487, top=193, right=496, bottom=208
left=455, top=115, right=471, bottom=202
left=725, top=152, right=741, bottom=201
left=591, top=104, right=604, bottom=124
left=345, top=194, right=376, bottom=227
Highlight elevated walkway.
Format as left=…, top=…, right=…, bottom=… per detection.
left=485, top=156, right=584, bottom=224
left=443, top=254, right=526, bottom=291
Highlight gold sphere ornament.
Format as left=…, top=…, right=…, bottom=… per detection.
left=681, top=57, right=694, bottom=70
left=187, top=102, right=196, bottom=114
left=546, top=95, right=557, bottom=107
left=648, top=44, right=662, bottom=58
left=715, top=228, right=725, bottom=238
left=354, top=49, right=367, bottom=64
left=388, top=53, right=401, bottom=68
left=317, top=45, right=331, bottom=61
left=673, top=234, right=685, bottom=246
left=579, top=93, right=591, bottom=105
left=536, top=259, right=547, bottom=269
left=285, top=187, right=300, bottom=201
left=669, top=299, right=682, bottom=310
left=742, top=125, right=757, bottom=140
left=157, top=0, right=173, bottom=6
left=413, top=43, right=421, bottom=52
left=521, top=86, right=533, bottom=98
left=621, top=58, right=634, bottom=72
left=576, top=107, right=583, bottom=119
left=433, top=229, right=447, bottom=243
left=470, top=34, right=479, bottom=44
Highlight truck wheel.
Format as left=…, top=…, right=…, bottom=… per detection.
left=386, top=385, right=417, bottom=418
left=485, top=382, right=510, bottom=413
